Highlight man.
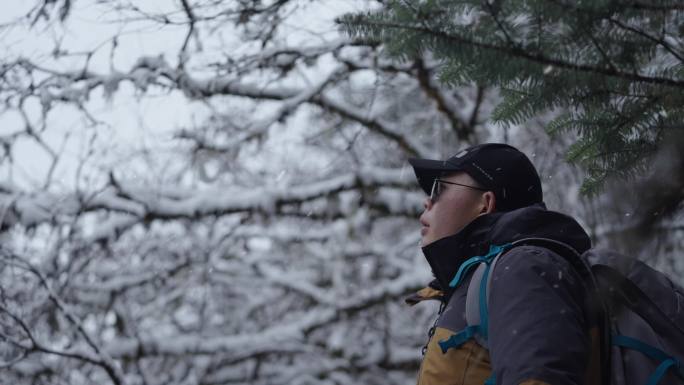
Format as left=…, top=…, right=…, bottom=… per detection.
left=406, top=143, right=602, bottom=385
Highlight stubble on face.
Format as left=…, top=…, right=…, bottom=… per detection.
left=419, top=172, right=486, bottom=246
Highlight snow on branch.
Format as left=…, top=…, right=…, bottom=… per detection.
left=0, top=166, right=419, bottom=231
left=7, top=44, right=432, bottom=157
left=102, top=270, right=424, bottom=360
left=0, top=252, right=126, bottom=385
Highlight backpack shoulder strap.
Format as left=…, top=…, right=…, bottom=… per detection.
left=485, top=238, right=611, bottom=385
left=464, top=251, right=506, bottom=348
left=464, top=238, right=588, bottom=346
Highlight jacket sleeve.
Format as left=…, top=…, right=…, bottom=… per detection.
left=487, top=245, right=590, bottom=385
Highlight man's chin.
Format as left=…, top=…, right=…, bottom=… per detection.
left=420, top=235, right=436, bottom=247
left=421, top=232, right=463, bottom=248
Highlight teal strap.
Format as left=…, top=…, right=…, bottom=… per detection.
left=440, top=326, right=498, bottom=385
left=612, top=334, right=683, bottom=385
left=612, top=335, right=670, bottom=362
left=438, top=325, right=481, bottom=353
left=485, top=243, right=512, bottom=258
left=449, top=255, right=489, bottom=288
left=648, top=359, right=678, bottom=385
left=449, top=243, right=512, bottom=288
left=479, top=262, right=492, bottom=340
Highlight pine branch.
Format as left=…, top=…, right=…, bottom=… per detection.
left=343, top=18, right=684, bottom=89
left=622, top=1, right=684, bottom=11
left=544, top=0, right=684, bottom=63
left=607, top=18, right=684, bottom=64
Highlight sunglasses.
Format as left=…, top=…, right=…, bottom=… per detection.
left=430, top=178, right=487, bottom=203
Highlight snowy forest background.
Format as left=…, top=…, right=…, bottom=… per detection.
left=0, top=1, right=682, bottom=384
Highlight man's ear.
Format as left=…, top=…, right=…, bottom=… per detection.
left=480, top=191, right=496, bottom=214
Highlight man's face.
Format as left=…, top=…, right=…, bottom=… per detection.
left=419, top=172, right=487, bottom=246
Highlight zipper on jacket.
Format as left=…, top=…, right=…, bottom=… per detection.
left=422, top=299, right=447, bottom=355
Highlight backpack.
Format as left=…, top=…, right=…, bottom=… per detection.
left=439, top=238, right=684, bottom=385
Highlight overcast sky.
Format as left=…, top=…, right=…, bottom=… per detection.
left=0, top=1, right=367, bottom=191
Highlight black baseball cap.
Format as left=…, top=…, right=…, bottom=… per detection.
left=408, top=143, right=543, bottom=211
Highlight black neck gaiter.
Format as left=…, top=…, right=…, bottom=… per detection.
left=420, top=213, right=501, bottom=298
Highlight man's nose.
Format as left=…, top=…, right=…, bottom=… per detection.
left=423, top=197, right=433, bottom=210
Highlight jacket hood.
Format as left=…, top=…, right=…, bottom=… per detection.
left=422, top=203, right=591, bottom=297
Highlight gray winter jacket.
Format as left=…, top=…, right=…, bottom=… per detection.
left=408, top=204, right=602, bottom=385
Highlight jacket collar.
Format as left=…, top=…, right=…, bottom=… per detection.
left=417, top=203, right=592, bottom=301
left=404, top=281, right=444, bottom=306
left=420, top=213, right=500, bottom=299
